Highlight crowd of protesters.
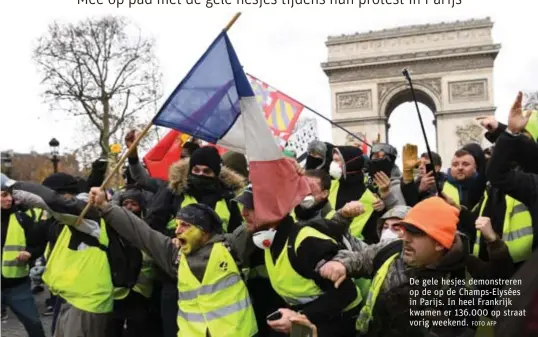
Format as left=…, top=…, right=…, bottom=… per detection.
left=1, top=92, right=538, bottom=337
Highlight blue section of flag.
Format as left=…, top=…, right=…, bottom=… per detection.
left=153, top=32, right=253, bottom=143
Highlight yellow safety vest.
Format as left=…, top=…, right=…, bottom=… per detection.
left=473, top=193, right=533, bottom=263
left=328, top=180, right=376, bottom=239
left=2, top=213, right=29, bottom=278
left=265, top=226, right=361, bottom=310
left=442, top=182, right=460, bottom=206
left=357, top=252, right=492, bottom=336
left=43, top=220, right=113, bottom=313
left=356, top=253, right=398, bottom=333
left=177, top=242, right=257, bottom=337
left=167, top=195, right=231, bottom=232
left=113, top=251, right=155, bottom=300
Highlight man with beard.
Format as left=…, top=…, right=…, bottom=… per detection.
left=112, top=189, right=156, bottom=337
left=319, top=197, right=516, bottom=337
left=329, top=146, right=383, bottom=243
left=234, top=185, right=365, bottom=337
left=88, top=188, right=258, bottom=337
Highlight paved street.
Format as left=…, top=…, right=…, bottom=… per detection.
left=2, top=290, right=53, bottom=337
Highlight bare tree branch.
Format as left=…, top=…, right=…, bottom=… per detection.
left=34, top=16, right=163, bottom=160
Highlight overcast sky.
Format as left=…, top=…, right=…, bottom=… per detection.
left=0, top=0, right=536, bottom=163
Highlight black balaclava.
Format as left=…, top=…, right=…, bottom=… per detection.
left=333, top=146, right=366, bottom=210
left=187, top=147, right=223, bottom=204
left=305, top=141, right=334, bottom=174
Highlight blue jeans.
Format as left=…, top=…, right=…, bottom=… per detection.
left=1, top=279, right=46, bottom=337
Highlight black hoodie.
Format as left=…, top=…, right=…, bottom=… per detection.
left=332, top=146, right=381, bottom=244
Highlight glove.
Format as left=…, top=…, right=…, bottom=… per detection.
left=402, top=144, right=419, bottom=183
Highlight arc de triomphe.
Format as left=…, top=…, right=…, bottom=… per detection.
left=321, top=17, right=500, bottom=163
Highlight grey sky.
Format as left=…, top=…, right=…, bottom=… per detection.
left=0, top=0, right=536, bottom=161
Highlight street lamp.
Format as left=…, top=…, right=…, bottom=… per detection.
left=49, top=138, right=60, bottom=173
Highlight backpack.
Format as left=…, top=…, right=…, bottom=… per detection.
left=67, top=221, right=143, bottom=288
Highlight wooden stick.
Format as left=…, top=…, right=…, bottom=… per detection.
left=75, top=12, right=243, bottom=224
left=224, top=12, right=241, bottom=31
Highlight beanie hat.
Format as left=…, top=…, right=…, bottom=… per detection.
left=377, top=205, right=411, bottom=234
left=119, top=189, right=145, bottom=209
left=42, top=173, right=80, bottom=195
left=176, top=203, right=223, bottom=234
left=401, top=197, right=459, bottom=249
left=188, top=147, right=222, bottom=176
left=222, top=151, right=248, bottom=178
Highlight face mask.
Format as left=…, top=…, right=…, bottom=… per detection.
left=329, top=161, right=343, bottom=180
left=300, top=195, right=316, bottom=209
left=177, top=225, right=206, bottom=255
left=187, top=174, right=219, bottom=192
left=252, top=229, right=277, bottom=249
left=305, top=156, right=324, bottom=170
left=380, top=229, right=400, bottom=241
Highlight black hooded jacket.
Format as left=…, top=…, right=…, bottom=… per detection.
left=332, top=146, right=381, bottom=244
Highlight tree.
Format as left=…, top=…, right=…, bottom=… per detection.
left=33, top=16, right=163, bottom=163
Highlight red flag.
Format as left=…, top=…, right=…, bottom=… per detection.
left=143, top=130, right=186, bottom=181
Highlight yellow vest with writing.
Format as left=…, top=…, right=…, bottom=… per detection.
left=265, top=226, right=361, bottom=310
left=177, top=242, right=257, bottom=337
left=43, top=220, right=113, bottom=313
left=473, top=192, right=533, bottom=263
left=328, top=180, right=376, bottom=239
left=167, top=195, right=231, bottom=232
left=2, top=213, right=29, bottom=278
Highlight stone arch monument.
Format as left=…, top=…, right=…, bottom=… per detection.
left=321, top=17, right=500, bottom=162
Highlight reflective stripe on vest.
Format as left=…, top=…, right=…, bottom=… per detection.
left=328, top=180, right=376, bottom=239
left=473, top=193, right=533, bottom=263
left=43, top=220, right=113, bottom=314
left=265, top=226, right=361, bottom=310
left=442, top=182, right=460, bottom=206
left=356, top=253, right=398, bottom=333
left=177, top=242, right=257, bottom=337
left=2, top=213, right=29, bottom=278
left=181, top=195, right=231, bottom=232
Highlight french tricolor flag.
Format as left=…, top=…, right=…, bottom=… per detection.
left=152, top=31, right=311, bottom=224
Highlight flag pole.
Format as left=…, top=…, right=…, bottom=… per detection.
left=246, top=73, right=372, bottom=148
left=75, top=12, right=243, bottom=224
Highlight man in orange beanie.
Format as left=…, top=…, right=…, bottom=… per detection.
left=317, top=197, right=516, bottom=337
